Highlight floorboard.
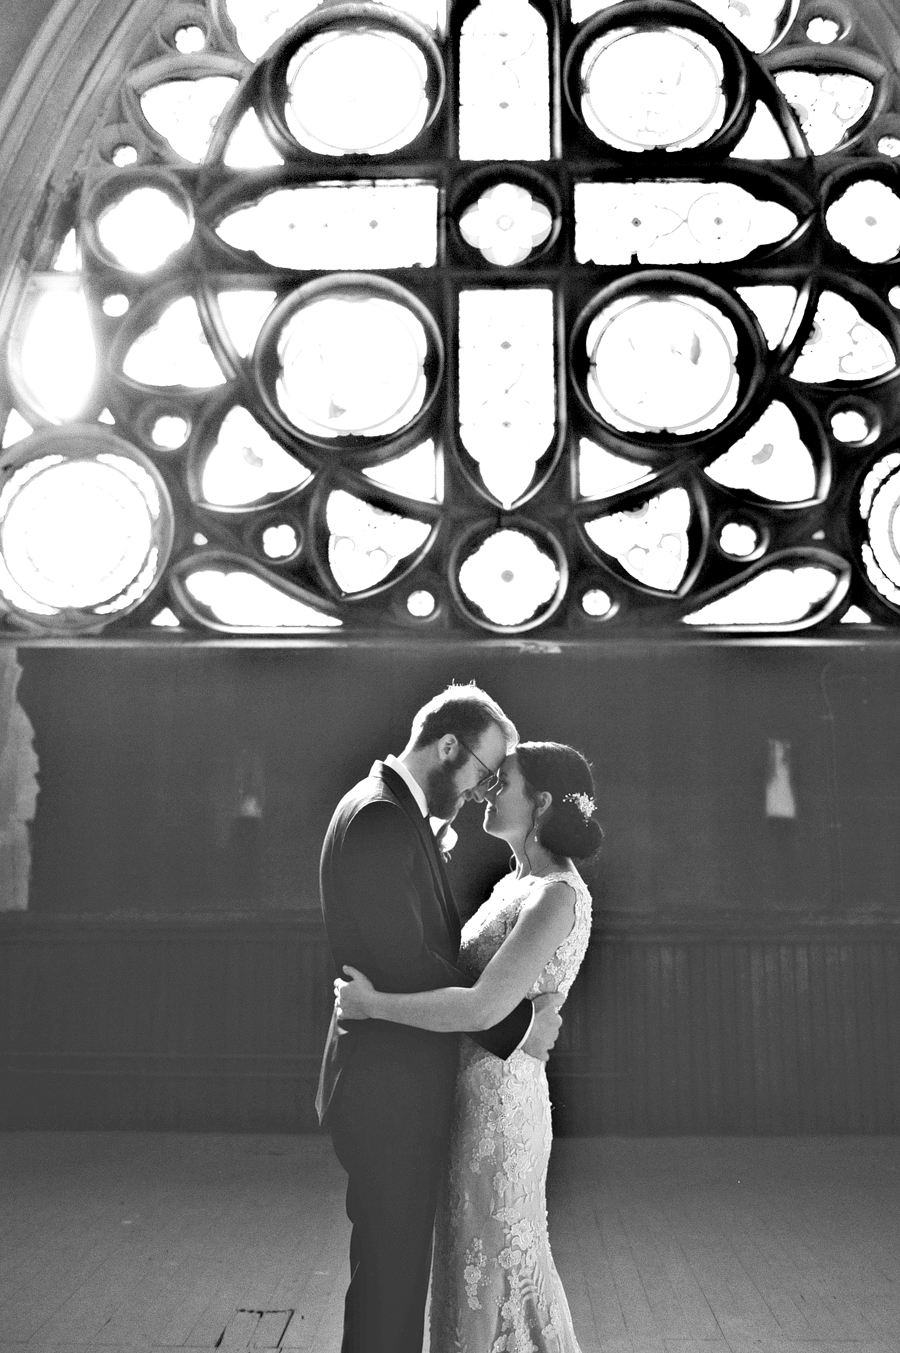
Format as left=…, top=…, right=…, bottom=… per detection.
left=0, top=1134, right=897, bottom=1353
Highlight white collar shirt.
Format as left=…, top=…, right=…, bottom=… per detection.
left=384, top=753, right=458, bottom=851
left=384, top=753, right=429, bottom=819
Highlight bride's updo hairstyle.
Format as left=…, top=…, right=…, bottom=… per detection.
left=516, top=742, right=603, bottom=862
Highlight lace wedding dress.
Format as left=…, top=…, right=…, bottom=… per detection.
left=430, top=867, right=592, bottom=1353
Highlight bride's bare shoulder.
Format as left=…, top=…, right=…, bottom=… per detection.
left=519, top=874, right=578, bottom=928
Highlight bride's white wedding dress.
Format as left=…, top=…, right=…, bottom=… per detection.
left=430, top=867, right=592, bottom=1353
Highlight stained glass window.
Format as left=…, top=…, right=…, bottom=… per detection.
left=3, top=0, right=900, bottom=635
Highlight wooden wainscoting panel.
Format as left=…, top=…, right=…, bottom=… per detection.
left=548, top=919, right=900, bottom=1135
left=0, top=913, right=334, bottom=1130
left=2, top=911, right=900, bottom=1132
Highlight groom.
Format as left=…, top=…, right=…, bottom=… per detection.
left=316, top=683, right=564, bottom=1353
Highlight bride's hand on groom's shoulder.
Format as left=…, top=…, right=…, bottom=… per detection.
left=335, top=966, right=375, bottom=1020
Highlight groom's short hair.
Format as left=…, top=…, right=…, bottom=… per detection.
left=410, top=683, right=518, bottom=752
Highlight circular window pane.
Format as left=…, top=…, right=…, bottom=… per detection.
left=806, top=16, right=840, bottom=42
left=175, top=25, right=206, bottom=53
left=830, top=408, right=870, bottom=442
left=580, top=27, right=727, bottom=152
left=286, top=29, right=430, bottom=155
left=96, top=186, right=192, bottom=273
left=585, top=294, right=739, bottom=434
left=0, top=440, right=170, bottom=621
left=276, top=294, right=429, bottom=438
left=719, top=521, right=758, bottom=557
left=825, top=180, right=900, bottom=264
left=582, top=587, right=613, bottom=617
left=457, top=527, right=562, bottom=628
left=865, top=462, right=900, bottom=598
left=407, top=588, right=436, bottom=616
left=261, top=523, right=298, bottom=558
left=151, top=415, right=190, bottom=449
left=459, top=183, right=553, bottom=266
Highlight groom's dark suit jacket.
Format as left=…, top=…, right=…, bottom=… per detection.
left=316, top=760, right=532, bottom=1125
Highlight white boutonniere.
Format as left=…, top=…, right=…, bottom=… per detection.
left=432, top=820, right=458, bottom=863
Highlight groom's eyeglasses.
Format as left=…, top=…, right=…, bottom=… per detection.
left=457, top=738, right=503, bottom=795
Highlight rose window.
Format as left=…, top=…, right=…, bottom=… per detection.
left=4, top=0, right=900, bottom=635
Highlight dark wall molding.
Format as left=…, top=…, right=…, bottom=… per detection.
left=3, top=912, right=900, bottom=1133
left=3, top=908, right=899, bottom=941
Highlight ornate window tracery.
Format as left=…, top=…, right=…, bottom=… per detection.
left=3, top=0, right=900, bottom=636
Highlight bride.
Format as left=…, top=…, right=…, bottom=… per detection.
left=336, top=740, right=602, bottom=1353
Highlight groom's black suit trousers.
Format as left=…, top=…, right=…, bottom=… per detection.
left=329, top=1027, right=456, bottom=1353
left=316, top=762, right=532, bottom=1353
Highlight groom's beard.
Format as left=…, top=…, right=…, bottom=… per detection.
left=424, top=758, right=466, bottom=821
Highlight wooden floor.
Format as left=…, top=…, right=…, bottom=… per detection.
left=1, top=1133, right=899, bottom=1353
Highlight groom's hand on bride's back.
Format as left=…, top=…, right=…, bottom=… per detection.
left=522, top=992, right=564, bottom=1062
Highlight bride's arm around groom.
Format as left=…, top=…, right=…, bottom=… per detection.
left=314, top=684, right=563, bottom=1353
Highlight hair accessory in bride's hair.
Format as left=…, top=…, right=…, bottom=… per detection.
left=563, top=791, right=596, bottom=820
